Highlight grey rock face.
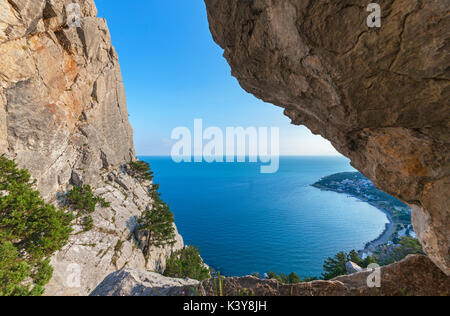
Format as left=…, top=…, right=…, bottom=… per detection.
left=90, top=269, right=199, bottom=297
left=0, top=0, right=184, bottom=296
left=204, top=0, right=450, bottom=275
left=1, top=0, right=134, bottom=199
left=46, top=168, right=184, bottom=296
left=346, top=261, right=363, bottom=274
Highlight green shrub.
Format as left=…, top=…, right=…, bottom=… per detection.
left=81, top=215, right=94, bottom=232
left=137, top=184, right=176, bottom=253
left=302, top=276, right=319, bottom=282
left=129, top=160, right=154, bottom=181
left=266, top=271, right=304, bottom=284
left=66, top=185, right=110, bottom=231
left=0, top=156, right=73, bottom=296
left=164, top=246, right=211, bottom=281
left=67, top=185, right=110, bottom=213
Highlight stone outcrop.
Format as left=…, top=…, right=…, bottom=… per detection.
left=346, top=261, right=363, bottom=274
left=91, top=255, right=450, bottom=296
left=0, top=0, right=183, bottom=296
left=90, top=269, right=199, bottom=297
left=204, top=0, right=450, bottom=275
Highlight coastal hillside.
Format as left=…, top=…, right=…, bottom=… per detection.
left=313, top=172, right=411, bottom=224
left=0, top=0, right=183, bottom=295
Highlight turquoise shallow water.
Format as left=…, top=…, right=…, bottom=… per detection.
left=139, top=156, right=389, bottom=278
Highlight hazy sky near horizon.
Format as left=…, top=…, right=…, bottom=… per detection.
left=95, top=1, right=340, bottom=156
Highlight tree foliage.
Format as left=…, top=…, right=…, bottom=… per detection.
left=164, top=246, right=211, bottom=281
left=67, top=184, right=110, bottom=213
left=0, top=156, right=73, bottom=296
left=66, top=184, right=109, bottom=231
left=266, top=271, right=309, bottom=284
left=129, top=160, right=154, bottom=181
left=322, top=250, right=377, bottom=280
left=378, top=237, right=424, bottom=265
left=137, top=183, right=176, bottom=253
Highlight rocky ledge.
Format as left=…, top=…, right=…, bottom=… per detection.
left=90, top=269, right=199, bottom=297
left=91, top=255, right=450, bottom=296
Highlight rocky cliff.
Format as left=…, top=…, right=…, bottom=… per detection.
left=0, top=0, right=183, bottom=296
left=204, top=0, right=449, bottom=275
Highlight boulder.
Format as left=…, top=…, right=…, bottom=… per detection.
left=90, top=269, right=199, bottom=297
left=346, top=261, right=363, bottom=274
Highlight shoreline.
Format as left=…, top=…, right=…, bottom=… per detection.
left=312, top=185, right=396, bottom=254
left=361, top=204, right=395, bottom=252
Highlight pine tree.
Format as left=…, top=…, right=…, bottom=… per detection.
left=322, top=251, right=348, bottom=280
left=137, top=184, right=176, bottom=254
left=288, top=272, right=302, bottom=284
left=129, top=160, right=154, bottom=181
left=322, top=250, right=378, bottom=280
left=66, top=184, right=110, bottom=231
left=0, top=156, right=73, bottom=296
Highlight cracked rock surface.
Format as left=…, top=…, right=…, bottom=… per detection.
left=204, top=0, right=449, bottom=275
left=90, top=269, right=199, bottom=297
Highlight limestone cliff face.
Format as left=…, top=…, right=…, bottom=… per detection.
left=0, top=0, right=183, bottom=296
left=204, top=0, right=449, bottom=275
left=0, top=0, right=133, bottom=198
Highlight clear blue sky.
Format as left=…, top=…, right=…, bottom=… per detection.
left=95, top=1, right=340, bottom=156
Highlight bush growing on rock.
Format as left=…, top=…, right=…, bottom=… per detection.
left=164, top=246, right=211, bottom=281
left=67, top=185, right=110, bottom=213
left=0, top=156, right=73, bottom=296
left=266, top=271, right=305, bottom=284
left=129, top=160, right=154, bottom=181
left=66, top=184, right=110, bottom=231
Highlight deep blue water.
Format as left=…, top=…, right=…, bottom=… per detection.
left=139, top=156, right=388, bottom=278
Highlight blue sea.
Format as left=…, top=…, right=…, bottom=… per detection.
left=139, top=156, right=389, bottom=278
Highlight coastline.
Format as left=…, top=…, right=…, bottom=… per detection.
left=361, top=203, right=395, bottom=251
left=312, top=185, right=396, bottom=253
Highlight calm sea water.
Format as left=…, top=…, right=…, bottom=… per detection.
left=139, top=156, right=388, bottom=278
